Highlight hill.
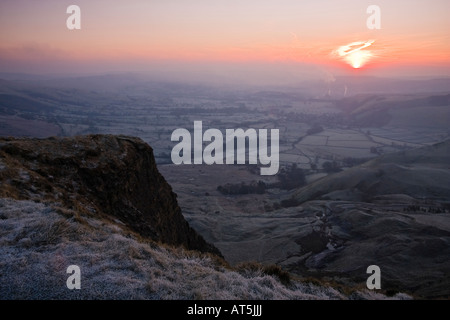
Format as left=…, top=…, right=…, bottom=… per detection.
left=272, top=140, right=450, bottom=298
left=293, top=139, right=450, bottom=203
left=0, top=134, right=403, bottom=299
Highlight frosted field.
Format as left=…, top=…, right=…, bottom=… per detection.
left=299, top=135, right=329, bottom=146
left=367, top=128, right=438, bottom=146
left=295, top=130, right=379, bottom=159
left=280, top=153, right=311, bottom=165
left=327, top=140, right=380, bottom=148
left=369, top=134, right=423, bottom=148
left=312, top=145, right=375, bottom=158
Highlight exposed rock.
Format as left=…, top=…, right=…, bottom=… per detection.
left=0, top=134, right=222, bottom=256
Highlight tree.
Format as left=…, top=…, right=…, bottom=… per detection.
left=306, top=124, right=324, bottom=135
left=322, top=161, right=341, bottom=173
left=277, top=163, right=306, bottom=190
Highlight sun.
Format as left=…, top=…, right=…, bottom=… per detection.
left=334, top=40, right=376, bottom=69
left=346, top=50, right=373, bottom=69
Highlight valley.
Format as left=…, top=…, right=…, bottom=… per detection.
left=1, top=73, right=450, bottom=297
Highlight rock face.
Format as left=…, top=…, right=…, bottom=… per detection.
left=0, top=134, right=221, bottom=256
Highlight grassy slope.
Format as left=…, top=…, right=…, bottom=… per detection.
left=0, top=198, right=408, bottom=300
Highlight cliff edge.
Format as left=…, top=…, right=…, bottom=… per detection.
left=0, top=134, right=221, bottom=256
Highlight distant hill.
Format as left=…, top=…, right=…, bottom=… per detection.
left=332, top=76, right=450, bottom=95
left=293, top=140, right=450, bottom=203
left=332, top=93, right=450, bottom=128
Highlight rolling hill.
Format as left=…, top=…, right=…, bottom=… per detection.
left=293, top=139, right=450, bottom=203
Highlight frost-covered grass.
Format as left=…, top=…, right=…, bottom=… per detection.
left=0, top=198, right=411, bottom=300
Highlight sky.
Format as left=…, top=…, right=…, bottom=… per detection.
left=0, top=0, right=449, bottom=83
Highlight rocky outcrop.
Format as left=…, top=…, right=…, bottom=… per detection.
left=0, top=134, right=221, bottom=256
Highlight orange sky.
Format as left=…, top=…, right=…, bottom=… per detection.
left=0, top=0, right=449, bottom=79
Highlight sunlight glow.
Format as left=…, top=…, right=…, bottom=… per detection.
left=335, top=40, right=375, bottom=69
